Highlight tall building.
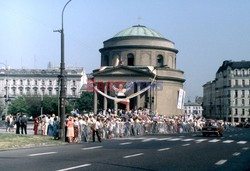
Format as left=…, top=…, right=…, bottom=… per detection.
left=203, top=60, right=250, bottom=123
left=184, top=100, right=203, bottom=118
left=91, top=25, right=185, bottom=115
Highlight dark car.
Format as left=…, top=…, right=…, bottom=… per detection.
left=202, top=120, right=224, bottom=137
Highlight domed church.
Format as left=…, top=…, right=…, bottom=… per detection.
left=91, top=25, right=185, bottom=116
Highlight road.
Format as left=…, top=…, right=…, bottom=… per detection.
left=0, top=127, right=249, bottom=171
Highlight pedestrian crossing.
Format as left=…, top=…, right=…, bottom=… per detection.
left=115, top=136, right=248, bottom=145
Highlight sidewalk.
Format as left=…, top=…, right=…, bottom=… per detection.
left=0, top=121, right=34, bottom=134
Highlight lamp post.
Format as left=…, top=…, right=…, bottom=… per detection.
left=0, top=63, right=9, bottom=117
left=54, top=0, right=72, bottom=142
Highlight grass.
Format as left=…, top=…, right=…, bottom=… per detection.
left=0, top=133, right=65, bottom=149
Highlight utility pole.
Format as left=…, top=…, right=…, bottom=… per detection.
left=54, top=0, right=72, bottom=142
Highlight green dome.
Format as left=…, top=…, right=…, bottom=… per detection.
left=113, top=25, right=165, bottom=38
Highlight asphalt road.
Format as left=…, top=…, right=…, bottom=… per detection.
left=0, top=127, right=249, bottom=171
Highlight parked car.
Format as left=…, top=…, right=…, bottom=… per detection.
left=202, top=120, right=224, bottom=137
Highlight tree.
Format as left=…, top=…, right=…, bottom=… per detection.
left=9, top=96, right=30, bottom=115
left=42, top=96, right=58, bottom=115
left=76, top=92, right=93, bottom=113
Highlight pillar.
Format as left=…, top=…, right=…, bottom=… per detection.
left=94, top=89, right=97, bottom=114
left=114, top=101, right=118, bottom=114
left=104, top=83, right=107, bottom=111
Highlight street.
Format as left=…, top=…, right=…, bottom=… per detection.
left=0, top=127, right=249, bottom=171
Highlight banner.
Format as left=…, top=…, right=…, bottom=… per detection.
left=177, top=88, right=185, bottom=109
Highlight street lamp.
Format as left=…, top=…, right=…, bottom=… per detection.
left=54, top=0, right=72, bottom=142
left=0, top=63, right=9, bottom=117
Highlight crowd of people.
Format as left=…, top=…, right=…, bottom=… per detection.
left=60, top=108, right=206, bottom=143
left=3, top=108, right=208, bottom=144
left=4, top=113, right=28, bottom=134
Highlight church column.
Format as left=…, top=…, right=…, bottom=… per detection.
left=126, top=101, right=130, bottom=111
left=114, top=101, right=117, bottom=113
left=104, top=82, right=107, bottom=111
left=147, top=82, right=152, bottom=112
left=93, top=84, right=97, bottom=114
left=136, top=83, right=140, bottom=109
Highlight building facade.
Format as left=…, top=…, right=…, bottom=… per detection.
left=92, top=25, right=185, bottom=115
left=0, top=67, right=86, bottom=100
left=184, top=100, right=203, bottom=118
left=203, top=60, right=250, bottom=123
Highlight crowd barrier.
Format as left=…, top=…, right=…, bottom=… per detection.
left=77, top=121, right=202, bottom=142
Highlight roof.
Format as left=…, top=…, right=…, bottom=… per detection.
left=216, top=60, right=250, bottom=73
left=113, top=25, right=165, bottom=38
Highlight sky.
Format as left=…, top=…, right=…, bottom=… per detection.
left=0, top=0, right=250, bottom=100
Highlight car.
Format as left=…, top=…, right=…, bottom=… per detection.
left=202, top=120, right=224, bottom=137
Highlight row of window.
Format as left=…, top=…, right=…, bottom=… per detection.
left=234, top=90, right=250, bottom=97
left=5, top=79, right=76, bottom=86
left=234, top=108, right=250, bottom=116
left=217, top=68, right=250, bottom=78
left=232, top=79, right=250, bottom=86
left=104, top=54, right=165, bottom=67
left=233, top=99, right=250, bottom=106
left=9, top=88, right=76, bottom=96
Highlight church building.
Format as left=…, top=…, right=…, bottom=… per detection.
left=91, top=25, right=185, bottom=116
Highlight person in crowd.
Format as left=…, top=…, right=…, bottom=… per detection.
left=47, top=115, right=54, bottom=136
left=41, top=115, right=46, bottom=135
left=34, top=117, right=39, bottom=135
left=53, top=117, right=59, bottom=140
left=8, top=115, right=14, bottom=132
left=20, top=114, right=28, bottom=134
left=66, top=116, right=74, bottom=143
left=15, top=113, right=21, bottom=134
left=91, top=116, right=102, bottom=143
left=73, top=117, right=79, bottom=143
left=5, top=114, right=11, bottom=132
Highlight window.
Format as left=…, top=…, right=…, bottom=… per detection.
left=49, top=89, right=52, bottom=96
left=235, top=80, right=238, bottom=86
left=242, top=70, right=246, bottom=76
left=235, top=90, right=238, bottom=97
left=242, top=80, right=245, bottom=86
left=235, top=99, right=238, bottom=106
left=242, top=99, right=245, bottom=106
left=235, top=70, right=238, bottom=76
left=41, top=89, right=45, bottom=95
left=20, top=89, right=23, bottom=95
left=20, top=80, right=23, bottom=85
left=72, top=89, right=76, bottom=96
left=242, top=90, right=245, bottom=97
left=49, top=80, right=52, bottom=86
left=26, top=88, right=30, bottom=95
left=127, top=53, right=134, bottom=66
left=34, top=89, right=38, bottom=95
left=242, top=109, right=245, bottom=116
left=42, top=80, right=45, bottom=85
left=27, top=80, right=30, bottom=85
left=35, top=80, right=38, bottom=85
left=73, top=80, right=76, bottom=86
left=228, top=80, right=231, bottom=87
left=156, top=55, right=164, bottom=67
left=104, top=55, right=109, bottom=66
left=13, top=80, right=16, bottom=85
left=13, top=89, right=16, bottom=95
left=235, top=108, right=238, bottom=115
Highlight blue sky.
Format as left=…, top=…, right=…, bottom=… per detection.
left=0, top=0, right=250, bottom=100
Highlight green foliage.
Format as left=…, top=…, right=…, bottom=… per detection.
left=9, top=96, right=30, bottom=115
left=42, top=96, right=58, bottom=115
left=8, top=94, right=91, bottom=117
left=76, top=92, right=93, bottom=113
